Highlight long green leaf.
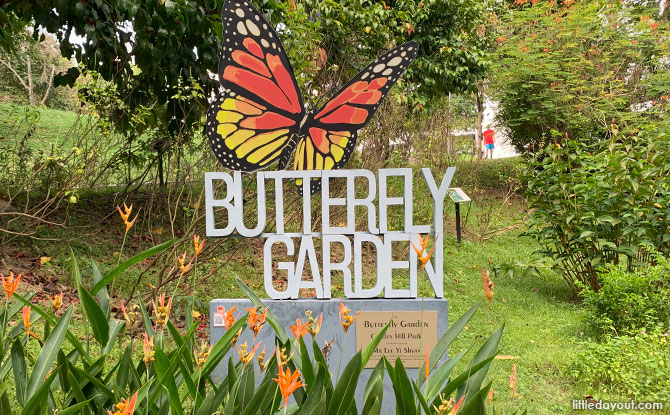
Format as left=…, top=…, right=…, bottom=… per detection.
left=11, top=338, right=27, bottom=406
left=77, top=279, right=110, bottom=348
left=391, top=358, right=416, bottom=415
left=25, top=306, right=72, bottom=400
left=236, top=277, right=289, bottom=343
left=22, top=370, right=59, bottom=415
left=417, top=303, right=480, bottom=388
left=411, top=380, right=431, bottom=415
left=55, top=400, right=92, bottom=415
left=90, top=260, right=110, bottom=318
left=327, top=352, right=362, bottom=415
left=103, top=319, right=125, bottom=354
left=459, top=325, right=504, bottom=401
left=90, top=239, right=175, bottom=295
left=361, top=323, right=390, bottom=370
left=362, top=360, right=384, bottom=415
left=459, top=381, right=493, bottom=415
left=137, top=295, right=155, bottom=338
left=154, top=348, right=183, bottom=415
left=426, top=351, right=467, bottom=401
left=429, top=357, right=495, bottom=410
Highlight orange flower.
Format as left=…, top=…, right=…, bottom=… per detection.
left=152, top=293, right=173, bottom=329
left=339, top=301, right=360, bottom=334
left=22, top=306, right=39, bottom=341
left=193, top=235, right=205, bottom=258
left=488, top=388, right=494, bottom=404
left=509, top=363, right=518, bottom=401
left=246, top=307, right=267, bottom=337
left=482, top=269, right=494, bottom=306
left=116, top=203, right=137, bottom=232
left=176, top=251, right=191, bottom=275
left=290, top=318, right=308, bottom=339
left=452, top=396, right=465, bottom=414
left=411, top=234, right=437, bottom=267
left=108, top=391, right=138, bottom=415
left=143, top=333, right=155, bottom=365
left=238, top=341, right=260, bottom=365
left=221, top=306, right=238, bottom=330
left=274, top=362, right=305, bottom=407
left=1, top=271, right=20, bottom=300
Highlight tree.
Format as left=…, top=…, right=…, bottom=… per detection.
left=490, top=0, right=670, bottom=152
left=0, top=30, right=71, bottom=106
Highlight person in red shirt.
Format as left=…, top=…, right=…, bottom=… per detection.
left=483, top=125, right=495, bottom=159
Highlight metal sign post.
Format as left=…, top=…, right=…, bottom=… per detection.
left=447, top=188, right=471, bottom=244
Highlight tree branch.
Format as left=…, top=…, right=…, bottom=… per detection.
left=0, top=56, right=29, bottom=91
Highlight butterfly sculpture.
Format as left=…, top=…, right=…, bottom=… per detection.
left=206, top=0, right=418, bottom=194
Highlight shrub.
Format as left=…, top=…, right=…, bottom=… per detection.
left=523, top=126, right=670, bottom=294
left=580, top=259, right=670, bottom=336
left=573, top=329, right=670, bottom=402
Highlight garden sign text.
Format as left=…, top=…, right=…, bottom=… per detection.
left=205, top=167, right=454, bottom=299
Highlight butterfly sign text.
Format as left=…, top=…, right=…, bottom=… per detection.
left=205, top=168, right=454, bottom=299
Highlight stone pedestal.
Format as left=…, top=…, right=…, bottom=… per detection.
left=210, top=298, right=448, bottom=414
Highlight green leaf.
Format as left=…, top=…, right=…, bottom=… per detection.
left=426, top=351, right=467, bottom=400
left=22, top=371, right=59, bottom=415
left=458, top=381, right=492, bottom=415
left=77, top=278, right=110, bottom=349
left=417, top=303, right=479, bottom=387
left=411, top=380, right=431, bottom=415
left=90, top=260, right=110, bottom=319
left=103, top=319, right=125, bottom=354
left=154, top=348, right=183, bottom=415
left=55, top=400, right=93, bottom=415
left=236, top=277, right=289, bottom=342
left=25, top=306, right=72, bottom=401
left=429, top=357, right=495, bottom=410
left=300, top=336, right=315, bottom=388
left=137, top=294, right=155, bottom=338
left=327, top=352, right=362, bottom=415
left=459, top=325, right=504, bottom=401
left=90, top=239, right=175, bottom=295
left=361, top=323, right=390, bottom=370
left=390, top=358, right=416, bottom=415
left=362, top=359, right=384, bottom=415
left=11, top=339, right=27, bottom=406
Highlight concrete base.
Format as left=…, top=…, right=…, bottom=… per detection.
left=210, top=298, right=448, bottom=414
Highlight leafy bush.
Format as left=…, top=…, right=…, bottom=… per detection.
left=580, top=258, right=670, bottom=336
left=0, top=239, right=506, bottom=414
left=490, top=0, right=670, bottom=152
left=523, top=126, right=670, bottom=294
left=573, top=329, right=670, bottom=402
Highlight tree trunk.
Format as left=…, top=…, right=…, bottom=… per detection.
left=25, top=55, right=35, bottom=106
left=475, top=87, right=485, bottom=160
left=40, top=65, right=56, bottom=106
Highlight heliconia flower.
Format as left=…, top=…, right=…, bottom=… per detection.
left=193, top=235, right=205, bottom=258
left=51, top=292, right=63, bottom=312
left=339, top=301, right=360, bottom=334
left=176, top=251, right=191, bottom=275
left=108, top=391, right=138, bottom=415
left=246, top=307, right=267, bottom=338
left=221, top=306, right=238, bottom=330
left=488, top=388, right=494, bottom=404
left=290, top=318, right=308, bottom=339
left=143, top=333, right=155, bottom=365
left=116, top=203, right=137, bottom=232
left=411, top=234, right=437, bottom=267
left=194, top=340, right=212, bottom=368
left=482, top=269, right=494, bottom=306
left=258, top=346, right=273, bottom=373
left=305, top=310, right=322, bottom=337
left=1, top=271, right=21, bottom=300
left=152, top=293, right=173, bottom=329
left=452, top=396, right=465, bottom=414
left=238, top=341, right=260, bottom=366
left=22, top=306, right=39, bottom=341
left=274, top=361, right=305, bottom=407
left=509, top=363, right=518, bottom=401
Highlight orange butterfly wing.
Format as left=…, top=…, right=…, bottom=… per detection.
left=293, top=42, right=419, bottom=193
left=206, top=0, right=304, bottom=171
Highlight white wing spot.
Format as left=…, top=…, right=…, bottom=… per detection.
left=235, top=8, right=245, bottom=17
left=261, top=39, right=270, bottom=48
left=373, top=63, right=386, bottom=73
left=388, top=56, right=403, bottom=67
left=401, top=51, right=407, bottom=57
left=236, top=21, right=248, bottom=35
left=382, top=68, right=393, bottom=76
left=246, top=19, right=261, bottom=36
left=361, top=72, right=370, bottom=80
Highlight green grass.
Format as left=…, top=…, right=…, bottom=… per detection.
left=0, top=102, right=81, bottom=151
